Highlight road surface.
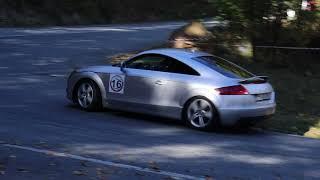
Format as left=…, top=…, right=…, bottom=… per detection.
left=0, top=22, right=320, bottom=180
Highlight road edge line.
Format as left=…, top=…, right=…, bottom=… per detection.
left=3, top=144, right=204, bottom=180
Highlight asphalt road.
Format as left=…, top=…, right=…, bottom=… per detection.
left=0, top=22, right=320, bottom=180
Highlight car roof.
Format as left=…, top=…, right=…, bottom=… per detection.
left=135, top=48, right=224, bottom=78
left=137, top=48, right=212, bottom=60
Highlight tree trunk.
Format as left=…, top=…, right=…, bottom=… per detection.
left=271, top=0, right=283, bottom=63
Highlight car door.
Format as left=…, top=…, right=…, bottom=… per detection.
left=149, top=57, right=201, bottom=118
left=106, top=54, right=171, bottom=114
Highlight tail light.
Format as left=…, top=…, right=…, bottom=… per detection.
left=216, top=85, right=249, bottom=95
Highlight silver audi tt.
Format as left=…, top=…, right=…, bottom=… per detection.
left=66, top=48, right=276, bottom=130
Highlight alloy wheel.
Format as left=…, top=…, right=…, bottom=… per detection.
left=77, top=83, right=94, bottom=108
left=187, top=99, right=213, bottom=128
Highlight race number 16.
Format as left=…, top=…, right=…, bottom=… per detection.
left=109, top=74, right=125, bottom=94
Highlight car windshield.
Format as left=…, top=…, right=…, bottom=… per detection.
left=194, top=56, right=254, bottom=79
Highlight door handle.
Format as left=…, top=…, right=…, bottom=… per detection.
left=155, top=80, right=165, bottom=85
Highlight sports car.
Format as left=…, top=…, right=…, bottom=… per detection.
left=66, top=48, right=276, bottom=130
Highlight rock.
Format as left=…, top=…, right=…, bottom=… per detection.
left=304, top=128, right=320, bottom=138
left=169, top=21, right=213, bottom=50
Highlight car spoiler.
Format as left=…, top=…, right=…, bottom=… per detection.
left=239, top=76, right=269, bottom=84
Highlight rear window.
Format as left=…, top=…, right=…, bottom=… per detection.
left=194, top=56, right=254, bottom=79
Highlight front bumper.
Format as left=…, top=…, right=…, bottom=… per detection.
left=218, top=103, right=276, bottom=126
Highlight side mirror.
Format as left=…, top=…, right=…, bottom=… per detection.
left=120, top=61, right=126, bottom=73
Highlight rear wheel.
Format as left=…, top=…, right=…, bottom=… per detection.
left=74, top=80, right=102, bottom=111
left=184, top=97, right=219, bottom=131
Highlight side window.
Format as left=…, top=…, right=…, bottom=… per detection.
left=126, top=55, right=169, bottom=72
left=125, top=54, right=199, bottom=76
left=167, top=58, right=200, bottom=76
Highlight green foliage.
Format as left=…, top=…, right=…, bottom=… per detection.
left=206, top=0, right=319, bottom=64
left=201, top=0, right=320, bottom=136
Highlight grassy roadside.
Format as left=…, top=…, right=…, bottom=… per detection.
left=243, top=62, right=320, bottom=138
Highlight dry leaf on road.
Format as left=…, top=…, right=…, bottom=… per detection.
left=17, top=168, right=29, bottom=173
left=149, top=161, right=160, bottom=171
left=73, top=170, right=87, bottom=176
left=9, top=155, right=16, bottom=158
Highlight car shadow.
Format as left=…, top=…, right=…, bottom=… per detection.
left=109, top=110, right=262, bottom=137
left=65, top=102, right=263, bottom=136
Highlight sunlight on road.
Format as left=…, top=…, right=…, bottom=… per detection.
left=68, top=143, right=285, bottom=165
left=12, top=23, right=189, bottom=36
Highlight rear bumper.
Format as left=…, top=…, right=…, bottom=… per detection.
left=218, top=103, right=276, bottom=126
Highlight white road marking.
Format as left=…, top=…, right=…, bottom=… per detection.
left=0, top=23, right=184, bottom=38
left=49, top=74, right=66, bottom=77
left=3, top=144, right=204, bottom=180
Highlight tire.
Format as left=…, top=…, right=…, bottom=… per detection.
left=183, top=97, right=219, bottom=131
left=74, top=79, right=102, bottom=112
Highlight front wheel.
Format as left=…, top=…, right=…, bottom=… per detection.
left=75, top=80, right=102, bottom=112
left=184, top=97, right=219, bottom=131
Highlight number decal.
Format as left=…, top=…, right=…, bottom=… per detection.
left=109, top=74, right=125, bottom=94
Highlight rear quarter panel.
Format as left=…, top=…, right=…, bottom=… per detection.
left=178, top=77, right=238, bottom=109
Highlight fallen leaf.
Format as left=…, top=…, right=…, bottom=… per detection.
left=48, top=162, right=56, bottom=166
left=0, top=163, right=5, bottom=169
left=96, top=168, right=107, bottom=174
left=205, top=175, right=214, bottom=180
left=35, top=141, right=48, bottom=148
left=73, top=170, right=86, bottom=176
left=149, top=161, right=160, bottom=171
left=81, top=161, right=88, bottom=167
left=164, top=176, right=177, bottom=180
left=17, top=168, right=29, bottom=173
left=96, top=168, right=108, bottom=180
left=135, top=172, right=145, bottom=176
left=96, top=168, right=102, bottom=171
left=13, top=141, right=21, bottom=145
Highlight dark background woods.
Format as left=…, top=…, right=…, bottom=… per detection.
left=0, top=0, right=214, bottom=26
